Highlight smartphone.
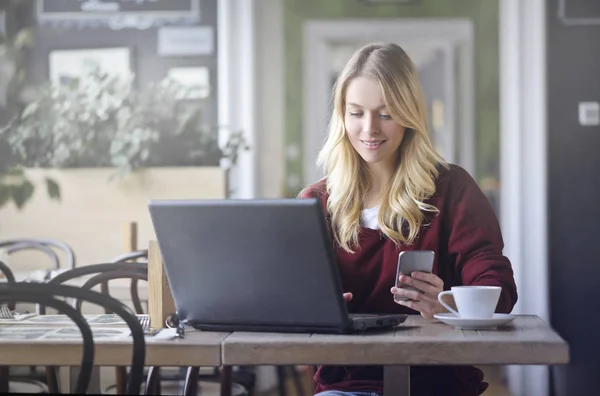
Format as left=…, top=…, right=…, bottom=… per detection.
left=394, top=250, right=435, bottom=302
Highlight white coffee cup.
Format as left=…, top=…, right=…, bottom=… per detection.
left=437, top=286, right=501, bottom=319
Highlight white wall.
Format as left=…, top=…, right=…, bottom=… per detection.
left=217, top=0, right=259, bottom=198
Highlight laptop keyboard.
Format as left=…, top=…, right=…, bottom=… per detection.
left=349, top=313, right=380, bottom=319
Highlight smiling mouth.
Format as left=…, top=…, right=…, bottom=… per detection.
left=361, top=140, right=386, bottom=149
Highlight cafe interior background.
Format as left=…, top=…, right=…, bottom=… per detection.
left=0, top=0, right=598, bottom=395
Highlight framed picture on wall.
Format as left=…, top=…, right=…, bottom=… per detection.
left=48, top=47, right=132, bottom=87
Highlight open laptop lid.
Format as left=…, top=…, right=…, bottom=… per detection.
left=148, top=198, right=352, bottom=331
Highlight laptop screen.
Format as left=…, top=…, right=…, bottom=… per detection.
left=149, top=198, right=350, bottom=330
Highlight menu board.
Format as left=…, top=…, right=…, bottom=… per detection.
left=37, top=0, right=199, bottom=19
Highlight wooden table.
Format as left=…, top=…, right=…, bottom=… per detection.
left=0, top=328, right=227, bottom=393
left=0, top=315, right=569, bottom=395
left=222, top=315, right=569, bottom=396
left=0, top=331, right=227, bottom=367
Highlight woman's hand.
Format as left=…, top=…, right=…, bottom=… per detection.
left=390, top=271, right=446, bottom=319
left=343, top=292, right=353, bottom=303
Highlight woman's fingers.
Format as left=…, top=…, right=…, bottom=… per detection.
left=391, top=272, right=446, bottom=320
left=391, top=286, right=436, bottom=304
left=411, top=271, right=444, bottom=288
left=397, top=274, right=439, bottom=296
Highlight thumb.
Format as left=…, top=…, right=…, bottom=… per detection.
left=343, top=292, right=353, bottom=303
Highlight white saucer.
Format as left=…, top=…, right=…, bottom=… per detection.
left=433, top=313, right=515, bottom=329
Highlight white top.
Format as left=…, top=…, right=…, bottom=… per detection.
left=360, top=205, right=380, bottom=230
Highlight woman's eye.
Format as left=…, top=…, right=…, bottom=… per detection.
left=349, top=112, right=362, bottom=117
left=379, top=114, right=392, bottom=120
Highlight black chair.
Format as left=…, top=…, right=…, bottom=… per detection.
left=0, top=259, right=16, bottom=310
left=111, top=250, right=149, bottom=317
left=0, top=256, right=57, bottom=393
left=0, top=283, right=95, bottom=394
left=0, top=238, right=77, bottom=391
left=43, top=261, right=148, bottom=315
left=2, top=282, right=146, bottom=394
left=39, top=262, right=148, bottom=394
left=111, top=249, right=255, bottom=396
left=2, top=241, right=61, bottom=269
left=111, top=250, right=148, bottom=264
left=0, top=238, right=76, bottom=270
left=89, top=257, right=225, bottom=396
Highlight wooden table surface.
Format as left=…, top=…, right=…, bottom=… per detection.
left=0, top=330, right=228, bottom=367
left=222, top=315, right=569, bottom=366
left=0, top=314, right=569, bottom=366
left=0, top=314, right=569, bottom=395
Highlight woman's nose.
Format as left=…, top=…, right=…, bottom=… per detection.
left=363, top=114, right=380, bottom=135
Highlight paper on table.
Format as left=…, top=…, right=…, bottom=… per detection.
left=150, top=327, right=178, bottom=340
left=0, top=326, right=132, bottom=341
left=0, top=313, right=150, bottom=330
left=0, top=312, right=38, bottom=323
left=38, top=327, right=132, bottom=340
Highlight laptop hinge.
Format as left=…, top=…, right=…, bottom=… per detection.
left=166, top=312, right=187, bottom=338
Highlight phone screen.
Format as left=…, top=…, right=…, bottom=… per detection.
left=394, top=250, right=435, bottom=302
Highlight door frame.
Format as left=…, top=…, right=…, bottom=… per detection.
left=499, top=0, right=548, bottom=395
left=217, top=0, right=258, bottom=198
left=302, top=18, right=475, bottom=184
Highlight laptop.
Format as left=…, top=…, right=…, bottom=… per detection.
left=148, top=198, right=407, bottom=334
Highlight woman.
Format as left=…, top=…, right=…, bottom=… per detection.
left=299, top=43, right=518, bottom=396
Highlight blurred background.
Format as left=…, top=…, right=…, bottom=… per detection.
left=0, top=0, right=598, bottom=395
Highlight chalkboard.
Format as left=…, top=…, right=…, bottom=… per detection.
left=38, top=0, right=199, bottom=18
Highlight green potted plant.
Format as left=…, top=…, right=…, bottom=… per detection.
left=0, top=67, right=249, bottom=205
left=0, top=4, right=60, bottom=211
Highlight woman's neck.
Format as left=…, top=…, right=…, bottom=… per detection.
left=364, top=162, right=395, bottom=208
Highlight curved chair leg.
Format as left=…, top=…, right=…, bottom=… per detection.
left=276, top=366, right=287, bottom=396
left=45, top=366, right=61, bottom=393
left=184, top=366, right=200, bottom=396
left=220, top=365, right=233, bottom=396
left=290, top=366, right=305, bottom=396
left=145, top=366, right=161, bottom=395
left=116, top=366, right=128, bottom=394
left=0, top=366, right=9, bottom=393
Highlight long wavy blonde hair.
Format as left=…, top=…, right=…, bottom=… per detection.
left=316, top=42, right=448, bottom=253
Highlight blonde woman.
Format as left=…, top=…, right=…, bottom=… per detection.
left=299, top=43, right=518, bottom=396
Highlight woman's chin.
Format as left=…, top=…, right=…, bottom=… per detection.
left=359, top=153, right=387, bottom=164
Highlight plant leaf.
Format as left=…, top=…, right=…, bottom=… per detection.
left=45, top=177, right=61, bottom=200
left=5, top=167, right=24, bottom=177
left=0, top=184, right=12, bottom=208
left=11, top=180, right=34, bottom=210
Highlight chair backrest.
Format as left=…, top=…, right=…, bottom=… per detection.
left=0, top=282, right=146, bottom=395
left=74, top=268, right=148, bottom=314
left=0, top=283, right=94, bottom=394
left=111, top=250, right=149, bottom=315
left=40, top=262, right=148, bottom=315
left=111, top=250, right=148, bottom=264
left=0, top=238, right=76, bottom=269
left=0, top=241, right=60, bottom=269
left=0, top=260, right=15, bottom=284
left=0, top=260, right=16, bottom=310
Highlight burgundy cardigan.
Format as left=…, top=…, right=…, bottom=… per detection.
left=299, top=164, right=518, bottom=396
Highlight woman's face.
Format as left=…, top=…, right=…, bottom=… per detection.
left=344, top=76, right=406, bottom=169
